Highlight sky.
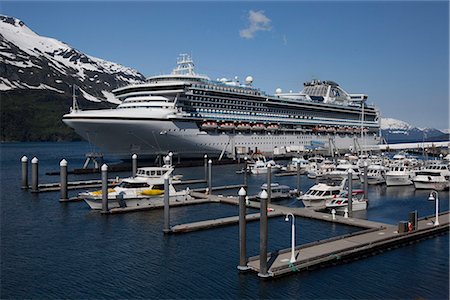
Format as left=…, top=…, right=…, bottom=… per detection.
left=1, top=1, right=449, bottom=130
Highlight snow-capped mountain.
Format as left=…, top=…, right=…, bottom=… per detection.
left=0, top=15, right=146, bottom=103
left=380, top=117, right=447, bottom=143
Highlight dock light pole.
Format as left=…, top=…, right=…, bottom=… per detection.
left=258, top=189, right=269, bottom=278
left=428, top=191, right=440, bottom=226
left=101, top=164, right=109, bottom=213
left=238, top=187, right=249, bottom=271
left=285, top=213, right=296, bottom=263
left=132, top=154, right=137, bottom=177
left=21, top=156, right=28, bottom=189
left=347, top=169, right=353, bottom=218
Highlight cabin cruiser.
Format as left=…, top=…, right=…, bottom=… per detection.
left=307, top=160, right=336, bottom=179
left=412, top=170, right=449, bottom=191
left=385, top=165, right=414, bottom=186
left=287, top=157, right=309, bottom=174
left=257, top=183, right=292, bottom=200
left=329, top=164, right=360, bottom=180
left=325, top=190, right=368, bottom=212
left=298, top=176, right=347, bottom=208
left=250, top=159, right=282, bottom=174
left=80, top=166, right=191, bottom=209
left=360, top=165, right=386, bottom=185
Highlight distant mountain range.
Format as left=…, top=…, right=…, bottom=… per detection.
left=0, top=15, right=146, bottom=101
left=0, top=15, right=448, bottom=143
left=380, top=118, right=448, bottom=144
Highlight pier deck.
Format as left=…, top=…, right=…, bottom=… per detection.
left=246, top=212, right=449, bottom=278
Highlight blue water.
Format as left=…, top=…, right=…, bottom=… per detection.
left=1, top=142, right=449, bottom=299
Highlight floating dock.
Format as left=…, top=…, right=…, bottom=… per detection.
left=246, top=212, right=449, bottom=278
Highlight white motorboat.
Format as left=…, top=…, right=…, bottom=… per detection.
left=80, top=166, right=191, bottom=209
left=257, top=183, right=292, bottom=201
left=287, top=157, right=309, bottom=174
left=325, top=190, right=368, bottom=212
left=250, top=159, right=282, bottom=174
left=385, top=165, right=414, bottom=186
left=360, top=165, right=386, bottom=185
left=298, top=177, right=347, bottom=208
left=329, top=164, right=360, bottom=180
left=412, top=171, right=449, bottom=191
left=307, top=160, right=336, bottom=179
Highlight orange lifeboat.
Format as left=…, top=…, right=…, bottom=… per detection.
left=251, top=124, right=266, bottom=131
left=236, top=123, right=251, bottom=131
left=266, top=124, right=279, bottom=131
left=219, top=122, right=235, bottom=131
left=201, top=122, right=218, bottom=130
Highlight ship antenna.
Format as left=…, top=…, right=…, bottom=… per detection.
left=71, top=84, right=80, bottom=112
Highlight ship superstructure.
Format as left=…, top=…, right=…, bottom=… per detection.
left=63, top=54, right=380, bottom=159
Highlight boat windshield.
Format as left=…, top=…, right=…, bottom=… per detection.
left=119, top=182, right=150, bottom=188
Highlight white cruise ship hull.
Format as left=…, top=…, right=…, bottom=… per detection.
left=64, top=110, right=379, bottom=160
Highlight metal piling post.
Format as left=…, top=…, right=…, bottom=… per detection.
left=204, top=154, right=208, bottom=180
left=363, top=162, right=368, bottom=200
left=31, top=157, right=39, bottom=193
left=132, top=154, right=137, bottom=176
left=347, top=169, right=353, bottom=218
left=296, top=162, right=301, bottom=195
left=101, top=164, right=109, bottom=213
left=59, top=159, right=68, bottom=201
left=21, top=156, right=28, bottom=189
left=267, top=164, right=272, bottom=204
left=258, top=190, right=269, bottom=278
left=237, top=187, right=248, bottom=271
left=208, top=159, right=212, bottom=195
left=243, top=156, right=248, bottom=188
left=163, top=174, right=170, bottom=234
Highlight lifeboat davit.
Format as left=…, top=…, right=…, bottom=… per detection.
left=266, top=124, right=279, bottom=131
left=201, top=122, right=218, bottom=130
left=219, top=123, right=235, bottom=131
left=251, top=124, right=266, bottom=131
left=236, top=123, right=251, bottom=131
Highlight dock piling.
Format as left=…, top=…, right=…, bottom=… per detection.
left=204, top=154, right=208, bottom=180
left=258, top=190, right=269, bottom=278
left=21, top=156, right=28, bottom=189
left=132, top=154, right=137, bottom=176
left=296, top=162, right=301, bottom=194
left=163, top=174, right=170, bottom=233
left=31, top=157, right=39, bottom=193
left=59, top=159, right=68, bottom=201
left=238, top=187, right=248, bottom=271
left=101, top=164, right=109, bottom=213
left=363, top=161, right=368, bottom=200
left=267, top=164, right=272, bottom=204
left=347, top=169, right=353, bottom=218
left=243, top=156, right=248, bottom=188
left=208, top=159, right=212, bottom=195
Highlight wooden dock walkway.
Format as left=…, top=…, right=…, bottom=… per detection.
left=246, top=212, right=449, bottom=278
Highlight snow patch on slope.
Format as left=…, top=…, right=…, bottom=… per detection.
left=380, top=118, right=412, bottom=130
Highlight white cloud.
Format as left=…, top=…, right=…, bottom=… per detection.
left=239, top=10, right=272, bottom=39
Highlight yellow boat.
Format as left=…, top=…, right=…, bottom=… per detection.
left=90, top=188, right=116, bottom=196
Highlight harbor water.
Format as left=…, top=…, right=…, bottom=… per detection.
left=1, top=142, right=449, bottom=299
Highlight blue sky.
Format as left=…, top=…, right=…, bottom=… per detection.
left=2, top=1, right=449, bottom=129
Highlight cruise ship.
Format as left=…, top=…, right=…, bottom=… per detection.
left=63, top=54, right=381, bottom=160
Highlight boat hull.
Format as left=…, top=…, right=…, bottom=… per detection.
left=84, top=193, right=191, bottom=210
left=386, top=175, right=413, bottom=186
